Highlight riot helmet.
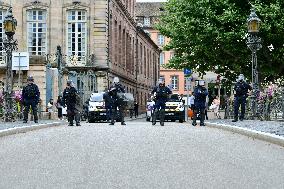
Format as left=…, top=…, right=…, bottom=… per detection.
left=238, top=74, right=245, bottom=82
left=66, top=80, right=73, bottom=86
left=199, top=80, right=205, bottom=86
left=113, top=77, right=120, bottom=84
left=158, top=78, right=165, bottom=87
left=27, top=75, right=34, bottom=82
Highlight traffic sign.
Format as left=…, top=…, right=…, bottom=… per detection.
left=183, top=68, right=192, bottom=75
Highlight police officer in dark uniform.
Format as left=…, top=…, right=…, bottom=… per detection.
left=232, top=74, right=252, bottom=122
left=108, top=77, right=126, bottom=125
left=22, top=76, right=40, bottom=123
left=103, top=89, right=113, bottom=122
left=62, top=80, right=81, bottom=126
left=151, top=79, right=172, bottom=126
left=192, top=80, right=208, bottom=126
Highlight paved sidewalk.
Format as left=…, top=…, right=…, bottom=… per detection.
left=206, top=119, right=284, bottom=137
left=0, top=119, right=65, bottom=137
left=0, top=120, right=65, bottom=131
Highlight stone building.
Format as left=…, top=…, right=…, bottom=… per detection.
left=0, top=0, right=159, bottom=113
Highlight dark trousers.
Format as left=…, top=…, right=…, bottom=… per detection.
left=234, top=96, right=246, bottom=119
left=152, top=100, right=166, bottom=125
left=192, top=107, right=205, bottom=125
left=105, top=105, right=112, bottom=121
left=67, top=109, right=80, bottom=125
left=134, top=108, right=138, bottom=118
left=111, top=103, right=125, bottom=123
left=23, top=102, right=38, bottom=122
left=57, top=108, right=62, bottom=118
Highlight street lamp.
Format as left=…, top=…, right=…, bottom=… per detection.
left=3, top=7, right=18, bottom=122
left=246, top=8, right=262, bottom=119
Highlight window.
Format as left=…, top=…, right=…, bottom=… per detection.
left=171, top=75, right=179, bottom=90
left=170, top=52, right=175, bottom=59
left=157, top=34, right=165, bottom=46
left=144, top=17, right=150, bottom=26
left=67, top=10, right=87, bottom=63
left=0, top=9, right=6, bottom=64
left=27, top=9, right=47, bottom=55
left=159, top=52, right=164, bottom=65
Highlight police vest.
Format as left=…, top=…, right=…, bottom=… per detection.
left=24, top=84, right=38, bottom=98
left=156, top=87, right=169, bottom=99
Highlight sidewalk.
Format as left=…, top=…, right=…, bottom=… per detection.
left=203, top=119, right=284, bottom=147
left=0, top=120, right=64, bottom=137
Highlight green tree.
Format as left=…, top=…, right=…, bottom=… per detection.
left=156, top=0, right=284, bottom=83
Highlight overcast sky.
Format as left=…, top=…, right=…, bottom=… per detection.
left=136, top=0, right=167, bottom=2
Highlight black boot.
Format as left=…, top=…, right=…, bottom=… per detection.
left=232, top=117, right=238, bottom=122
left=160, top=109, right=165, bottom=126
left=152, top=109, right=158, bottom=125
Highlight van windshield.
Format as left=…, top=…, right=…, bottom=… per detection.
left=90, top=93, right=104, bottom=102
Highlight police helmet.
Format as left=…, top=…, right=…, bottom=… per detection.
left=158, top=78, right=165, bottom=85
left=238, top=74, right=245, bottom=82
left=67, top=80, right=73, bottom=86
left=199, top=80, right=205, bottom=86
left=113, top=77, right=120, bottom=84
left=27, top=75, right=34, bottom=82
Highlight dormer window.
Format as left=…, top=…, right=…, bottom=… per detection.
left=144, top=17, right=150, bottom=27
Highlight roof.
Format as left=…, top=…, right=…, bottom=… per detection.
left=135, top=2, right=164, bottom=17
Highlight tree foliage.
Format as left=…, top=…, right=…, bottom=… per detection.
left=156, top=0, right=284, bottom=83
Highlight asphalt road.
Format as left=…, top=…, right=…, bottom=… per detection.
left=0, top=120, right=284, bottom=189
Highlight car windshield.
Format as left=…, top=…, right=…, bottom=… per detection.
left=168, top=94, right=180, bottom=102
left=90, top=93, right=104, bottom=102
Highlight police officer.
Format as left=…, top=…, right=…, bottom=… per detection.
left=192, top=80, right=208, bottom=126
left=62, top=80, right=81, bottom=126
left=108, top=77, right=126, bottom=125
left=151, top=79, right=172, bottom=126
left=103, top=89, right=113, bottom=122
left=22, top=76, right=40, bottom=123
left=232, top=74, right=252, bottom=122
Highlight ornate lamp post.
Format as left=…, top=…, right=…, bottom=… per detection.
left=3, top=7, right=17, bottom=122
left=246, top=8, right=262, bottom=119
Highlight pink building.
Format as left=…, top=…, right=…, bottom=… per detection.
left=135, top=2, right=187, bottom=95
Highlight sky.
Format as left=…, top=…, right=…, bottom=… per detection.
left=136, top=0, right=167, bottom=2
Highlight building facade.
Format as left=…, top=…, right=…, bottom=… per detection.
left=136, top=2, right=221, bottom=105
left=0, top=0, right=159, bottom=112
left=136, top=2, right=187, bottom=95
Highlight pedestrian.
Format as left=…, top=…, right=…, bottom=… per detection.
left=108, top=77, right=126, bottom=125
left=47, top=98, right=54, bottom=119
left=189, top=92, right=195, bottom=110
left=210, top=96, right=221, bottom=119
left=22, top=76, right=40, bottom=123
left=232, top=74, right=252, bottom=122
left=151, top=79, right=172, bottom=126
left=62, top=80, right=81, bottom=126
left=134, top=101, right=139, bottom=118
left=205, top=96, right=209, bottom=120
left=56, top=95, right=63, bottom=120
left=103, top=90, right=113, bottom=122
left=192, top=80, right=208, bottom=126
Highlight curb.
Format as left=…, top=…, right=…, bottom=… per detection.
left=205, top=122, right=284, bottom=147
left=0, top=122, right=63, bottom=138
